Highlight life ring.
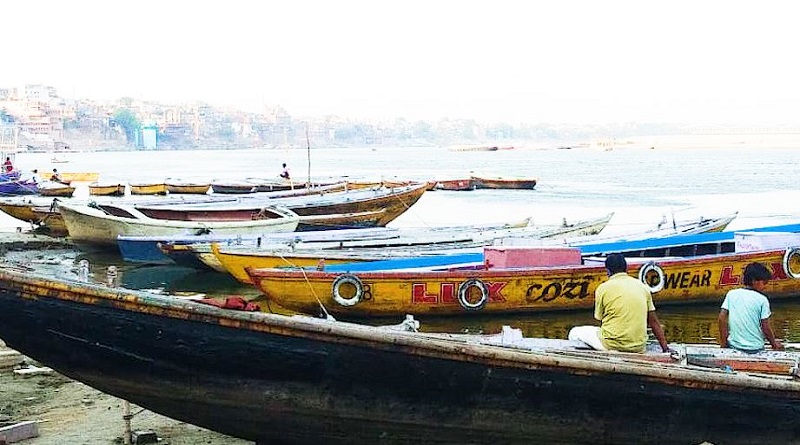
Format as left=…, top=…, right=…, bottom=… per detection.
left=783, top=247, right=800, bottom=279
left=457, top=278, right=489, bottom=311
left=638, top=261, right=665, bottom=293
left=332, top=274, right=364, bottom=307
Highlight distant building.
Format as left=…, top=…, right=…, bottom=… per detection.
left=140, top=124, right=158, bottom=149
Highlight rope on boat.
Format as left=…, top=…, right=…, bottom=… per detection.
left=277, top=251, right=335, bottom=320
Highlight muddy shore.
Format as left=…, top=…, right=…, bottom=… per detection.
left=0, top=231, right=252, bottom=444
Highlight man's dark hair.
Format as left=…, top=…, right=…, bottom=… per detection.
left=605, top=253, right=627, bottom=274
left=743, top=262, right=772, bottom=286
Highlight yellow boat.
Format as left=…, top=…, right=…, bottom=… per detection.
left=40, top=170, right=99, bottom=183
left=0, top=199, right=68, bottom=236
left=247, top=246, right=800, bottom=317
left=211, top=243, right=387, bottom=283
left=89, top=182, right=126, bottom=196
left=165, top=180, right=211, bottom=195
left=129, top=182, right=168, bottom=195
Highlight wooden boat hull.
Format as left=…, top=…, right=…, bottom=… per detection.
left=130, top=183, right=168, bottom=195
left=296, top=209, right=388, bottom=231
left=59, top=203, right=299, bottom=247
left=38, top=184, right=76, bottom=197
left=211, top=183, right=257, bottom=194
left=0, top=269, right=799, bottom=444
left=41, top=171, right=99, bottom=182
left=471, top=176, right=538, bottom=189
left=286, top=183, right=428, bottom=227
left=165, top=183, right=211, bottom=194
left=0, top=199, right=68, bottom=235
left=212, top=243, right=383, bottom=283
left=435, top=179, right=474, bottom=191
left=248, top=247, right=800, bottom=317
left=139, top=183, right=429, bottom=228
left=89, top=183, right=126, bottom=196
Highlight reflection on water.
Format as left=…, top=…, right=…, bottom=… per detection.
left=68, top=249, right=800, bottom=345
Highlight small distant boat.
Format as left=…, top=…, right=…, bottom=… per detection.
left=448, top=145, right=500, bottom=152
left=211, top=181, right=257, bottom=194
left=129, top=182, right=168, bottom=196
left=435, top=178, right=474, bottom=191
left=471, top=175, right=538, bottom=190
left=50, top=156, right=69, bottom=163
left=89, top=182, right=126, bottom=197
left=37, top=181, right=75, bottom=197
left=165, top=179, right=211, bottom=195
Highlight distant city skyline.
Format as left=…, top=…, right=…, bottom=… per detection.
left=5, top=1, right=799, bottom=126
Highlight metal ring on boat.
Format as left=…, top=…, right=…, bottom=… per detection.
left=457, top=278, right=489, bottom=311
left=638, top=261, right=665, bottom=293
left=332, top=274, right=364, bottom=307
left=783, top=247, right=800, bottom=280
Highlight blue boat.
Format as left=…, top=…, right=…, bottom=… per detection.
left=320, top=222, right=800, bottom=273
left=0, top=171, right=38, bottom=196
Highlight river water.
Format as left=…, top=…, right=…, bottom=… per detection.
left=8, top=136, right=800, bottom=344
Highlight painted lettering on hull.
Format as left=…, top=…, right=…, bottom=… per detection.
left=411, top=281, right=507, bottom=304
left=663, top=270, right=712, bottom=290
left=525, top=279, right=592, bottom=303
left=718, top=262, right=786, bottom=287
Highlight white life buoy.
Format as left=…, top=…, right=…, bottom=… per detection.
left=638, top=261, right=665, bottom=293
left=784, top=247, right=800, bottom=279
left=331, top=274, right=364, bottom=306
left=457, top=278, right=489, bottom=311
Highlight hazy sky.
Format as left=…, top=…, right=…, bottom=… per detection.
left=4, top=1, right=799, bottom=125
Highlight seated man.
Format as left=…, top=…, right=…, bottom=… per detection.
left=51, top=168, right=64, bottom=183
left=569, top=253, right=671, bottom=353
left=718, top=262, right=784, bottom=352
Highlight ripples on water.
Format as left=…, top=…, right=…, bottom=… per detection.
left=14, top=143, right=800, bottom=344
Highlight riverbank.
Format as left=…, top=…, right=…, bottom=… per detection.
left=0, top=355, right=250, bottom=444
left=0, top=231, right=251, bottom=444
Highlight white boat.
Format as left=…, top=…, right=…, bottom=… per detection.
left=59, top=202, right=300, bottom=248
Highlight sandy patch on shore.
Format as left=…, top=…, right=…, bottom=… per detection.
left=0, top=359, right=251, bottom=445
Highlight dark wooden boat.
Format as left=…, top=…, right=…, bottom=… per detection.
left=471, top=175, right=538, bottom=189
left=210, top=182, right=257, bottom=194
left=0, top=267, right=799, bottom=445
left=136, top=182, right=429, bottom=228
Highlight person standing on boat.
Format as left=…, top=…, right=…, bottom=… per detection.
left=718, top=262, right=784, bottom=352
left=568, top=253, right=671, bottom=353
left=3, top=157, right=13, bottom=173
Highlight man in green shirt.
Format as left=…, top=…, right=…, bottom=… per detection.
left=569, top=253, right=671, bottom=353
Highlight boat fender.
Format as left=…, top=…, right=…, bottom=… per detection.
left=638, top=261, right=665, bottom=293
left=457, top=278, right=489, bottom=311
left=332, top=274, right=364, bottom=306
left=783, top=247, right=800, bottom=280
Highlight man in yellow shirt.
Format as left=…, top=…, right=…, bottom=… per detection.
left=569, top=253, right=671, bottom=353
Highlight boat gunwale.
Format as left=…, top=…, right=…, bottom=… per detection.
left=3, top=266, right=800, bottom=396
